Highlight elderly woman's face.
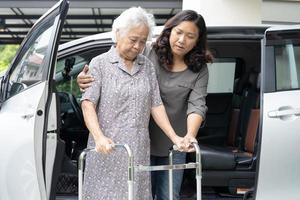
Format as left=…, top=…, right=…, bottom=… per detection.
left=116, top=25, right=149, bottom=61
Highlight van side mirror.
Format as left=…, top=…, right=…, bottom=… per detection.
left=62, top=57, right=76, bottom=81
left=9, top=82, right=26, bottom=97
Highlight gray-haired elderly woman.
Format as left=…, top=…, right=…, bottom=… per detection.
left=81, top=7, right=185, bottom=200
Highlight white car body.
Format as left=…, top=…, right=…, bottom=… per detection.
left=0, top=0, right=300, bottom=199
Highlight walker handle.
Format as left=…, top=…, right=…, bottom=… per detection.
left=172, top=141, right=198, bottom=152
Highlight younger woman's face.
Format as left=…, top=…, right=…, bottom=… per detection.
left=169, top=21, right=199, bottom=58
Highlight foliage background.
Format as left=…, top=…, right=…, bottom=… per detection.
left=0, top=45, right=19, bottom=73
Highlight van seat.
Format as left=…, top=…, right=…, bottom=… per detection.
left=227, top=108, right=240, bottom=147
left=200, top=108, right=260, bottom=170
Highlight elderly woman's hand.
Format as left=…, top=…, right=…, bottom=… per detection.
left=77, top=64, right=94, bottom=92
left=94, top=135, right=115, bottom=154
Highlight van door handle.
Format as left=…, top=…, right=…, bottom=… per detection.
left=268, top=108, right=300, bottom=118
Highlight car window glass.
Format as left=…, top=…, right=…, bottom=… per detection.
left=275, top=45, right=300, bottom=90
left=207, top=58, right=236, bottom=93
left=7, top=17, right=57, bottom=98
left=55, top=47, right=108, bottom=101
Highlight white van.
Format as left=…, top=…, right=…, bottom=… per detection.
left=0, top=0, right=300, bottom=199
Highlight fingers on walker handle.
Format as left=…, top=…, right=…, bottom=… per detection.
left=93, top=144, right=114, bottom=152
left=105, top=143, right=115, bottom=150
left=172, top=145, right=179, bottom=151
left=173, top=142, right=198, bottom=152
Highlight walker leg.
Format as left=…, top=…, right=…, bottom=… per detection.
left=78, top=150, right=89, bottom=200
left=194, top=143, right=202, bottom=200
left=78, top=145, right=134, bottom=200
left=169, top=151, right=173, bottom=200
left=128, top=180, right=134, bottom=200
left=123, top=144, right=134, bottom=200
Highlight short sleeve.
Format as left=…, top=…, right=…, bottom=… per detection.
left=187, top=65, right=209, bottom=120
left=80, top=57, right=102, bottom=106
left=148, top=62, right=162, bottom=108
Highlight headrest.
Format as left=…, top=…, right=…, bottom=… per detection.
left=256, top=73, right=261, bottom=90
left=234, top=58, right=246, bottom=95
left=248, top=68, right=260, bottom=91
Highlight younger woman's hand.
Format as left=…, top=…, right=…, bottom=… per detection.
left=77, top=65, right=94, bottom=92
left=172, top=135, right=187, bottom=152
left=183, top=135, right=198, bottom=152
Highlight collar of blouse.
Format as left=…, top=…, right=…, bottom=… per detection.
left=108, top=46, right=145, bottom=76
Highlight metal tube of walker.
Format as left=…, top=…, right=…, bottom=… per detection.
left=170, top=143, right=202, bottom=200
left=193, top=143, right=202, bottom=200
left=78, top=148, right=95, bottom=200
left=168, top=150, right=173, bottom=200
left=121, top=144, right=134, bottom=200
left=78, top=144, right=134, bottom=200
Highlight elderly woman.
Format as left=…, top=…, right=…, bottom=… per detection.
left=81, top=7, right=185, bottom=200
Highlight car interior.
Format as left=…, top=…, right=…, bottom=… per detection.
left=182, top=39, right=261, bottom=199
left=52, top=36, right=262, bottom=200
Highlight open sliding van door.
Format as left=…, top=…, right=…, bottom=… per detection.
left=255, top=26, right=300, bottom=199
left=0, top=0, right=69, bottom=199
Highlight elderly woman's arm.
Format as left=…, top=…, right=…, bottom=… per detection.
left=151, top=105, right=187, bottom=150
left=81, top=100, right=114, bottom=153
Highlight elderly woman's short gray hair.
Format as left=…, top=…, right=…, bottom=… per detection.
left=112, top=7, right=155, bottom=43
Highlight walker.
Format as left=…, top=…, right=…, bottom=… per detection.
left=78, top=143, right=202, bottom=200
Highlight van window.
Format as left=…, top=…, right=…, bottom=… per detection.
left=7, top=18, right=57, bottom=98
left=55, top=47, right=109, bottom=101
left=275, top=44, right=300, bottom=90
left=207, top=58, right=236, bottom=93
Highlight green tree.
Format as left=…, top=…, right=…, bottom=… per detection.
left=0, top=45, right=19, bottom=73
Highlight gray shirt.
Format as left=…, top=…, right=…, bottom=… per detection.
left=144, top=44, right=209, bottom=156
